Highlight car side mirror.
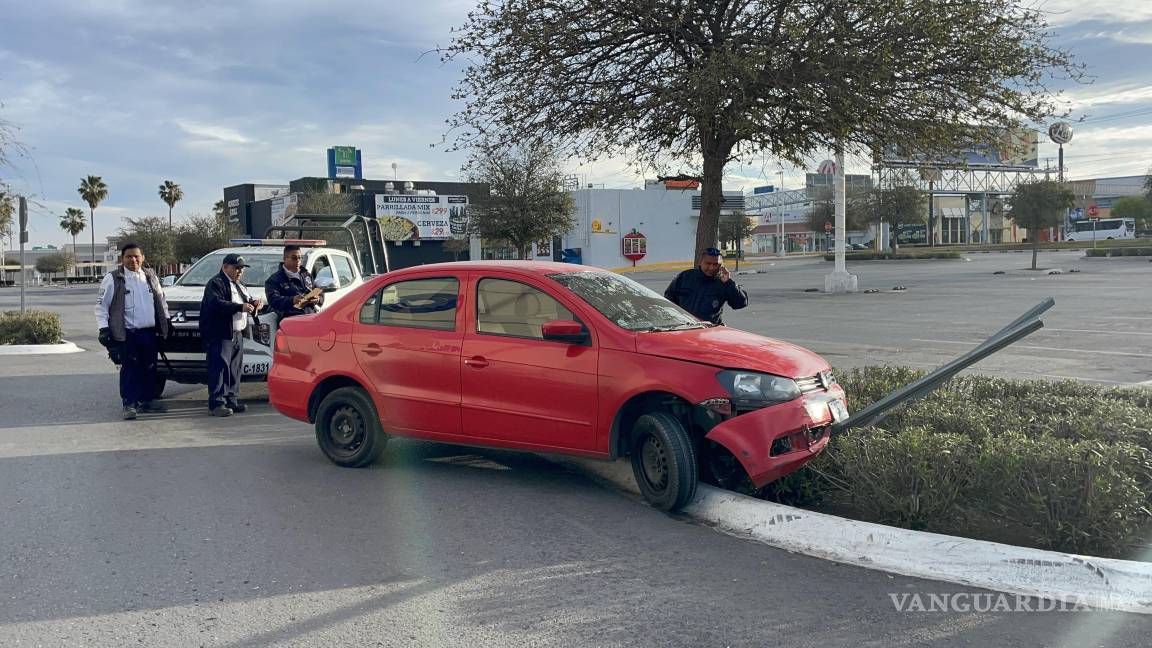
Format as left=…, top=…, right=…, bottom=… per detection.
left=541, top=320, right=589, bottom=345
left=161, top=275, right=177, bottom=287
left=315, top=277, right=337, bottom=292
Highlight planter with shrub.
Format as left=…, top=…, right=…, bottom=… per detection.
left=757, top=367, right=1152, bottom=559
left=0, top=310, right=64, bottom=345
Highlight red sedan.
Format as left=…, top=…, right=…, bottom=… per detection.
left=269, top=261, right=846, bottom=511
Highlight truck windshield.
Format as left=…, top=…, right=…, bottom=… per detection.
left=176, top=253, right=282, bottom=287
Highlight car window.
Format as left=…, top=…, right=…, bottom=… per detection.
left=362, top=277, right=459, bottom=331
left=311, top=255, right=334, bottom=285
left=332, top=255, right=357, bottom=286
left=476, top=278, right=575, bottom=339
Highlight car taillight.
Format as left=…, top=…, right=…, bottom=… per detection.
left=256, top=322, right=271, bottom=346
left=274, top=332, right=291, bottom=355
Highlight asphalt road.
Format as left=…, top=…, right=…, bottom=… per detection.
left=1, top=252, right=1149, bottom=646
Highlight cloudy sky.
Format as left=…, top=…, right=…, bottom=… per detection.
left=1, top=0, right=1150, bottom=247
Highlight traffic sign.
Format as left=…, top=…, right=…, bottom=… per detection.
left=1087, top=205, right=1099, bottom=217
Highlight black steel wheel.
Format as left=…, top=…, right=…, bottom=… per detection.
left=315, top=387, right=386, bottom=467
left=629, top=411, right=698, bottom=511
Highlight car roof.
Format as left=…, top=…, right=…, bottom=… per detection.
left=203, top=246, right=343, bottom=257
left=389, top=261, right=599, bottom=277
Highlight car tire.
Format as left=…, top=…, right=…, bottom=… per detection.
left=315, top=387, right=386, bottom=468
left=629, top=412, right=698, bottom=511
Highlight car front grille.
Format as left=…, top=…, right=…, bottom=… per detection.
left=796, top=371, right=835, bottom=394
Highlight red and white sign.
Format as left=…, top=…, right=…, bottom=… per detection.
left=622, top=229, right=647, bottom=266
left=817, top=159, right=838, bottom=175
left=1087, top=205, right=1100, bottom=217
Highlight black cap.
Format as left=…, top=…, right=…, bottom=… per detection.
left=222, top=253, right=250, bottom=268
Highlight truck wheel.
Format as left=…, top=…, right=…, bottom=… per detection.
left=315, top=387, right=386, bottom=467
left=629, top=412, right=698, bottom=511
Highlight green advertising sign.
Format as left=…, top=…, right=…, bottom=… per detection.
left=333, top=146, right=357, bottom=166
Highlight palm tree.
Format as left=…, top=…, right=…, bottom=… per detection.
left=60, top=208, right=87, bottom=272
left=78, top=176, right=108, bottom=277
left=158, top=180, right=183, bottom=230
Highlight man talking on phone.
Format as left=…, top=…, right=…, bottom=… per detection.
left=664, top=247, right=749, bottom=325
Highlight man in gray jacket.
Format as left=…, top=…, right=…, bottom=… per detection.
left=95, top=242, right=170, bottom=420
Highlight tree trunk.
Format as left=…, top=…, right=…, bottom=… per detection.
left=695, top=136, right=731, bottom=260
left=1031, top=227, right=1039, bottom=270
left=72, top=234, right=77, bottom=276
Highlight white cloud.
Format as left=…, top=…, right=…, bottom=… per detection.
left=173, top=120, right=252, bottom=145
left=1037, top=0, right=1152, bottom=26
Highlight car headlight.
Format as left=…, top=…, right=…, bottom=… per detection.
left=716, top=370, right=801, bottom=410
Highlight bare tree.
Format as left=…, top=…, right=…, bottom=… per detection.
left=444, top=0, right=1080, bottom=260
left=464, top=140, right=575, bottom=260
left=297, top=192, right=357, bottom=215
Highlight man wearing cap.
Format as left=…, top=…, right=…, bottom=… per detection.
left=264, top=244, right=323, bottom=319
left=199, top=253, right=264, bottom=417
left=664, top=247, right=749, bottom=325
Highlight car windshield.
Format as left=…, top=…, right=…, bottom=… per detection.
left=176, top=252, right=282, bottom=287
left=547, top=271, right=709, bottom=332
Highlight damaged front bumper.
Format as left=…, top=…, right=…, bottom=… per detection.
left=703, top=387, right=847, bottom=488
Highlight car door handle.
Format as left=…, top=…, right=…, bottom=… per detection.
left=361, top=343, right=383, bottom=356
left=464, top=356, right=489, bottom=369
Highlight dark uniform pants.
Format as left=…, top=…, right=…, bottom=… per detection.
left=206, top=332, right=243, bottom=409
left=120, top=328, right=159, bottom=407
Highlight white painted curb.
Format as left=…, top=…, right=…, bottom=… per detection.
left=553, top=456, right=1152, bottom=614
left=0, top=340, right=84, bottom=355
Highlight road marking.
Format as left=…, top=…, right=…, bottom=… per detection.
left=1045, top=328, right=1152, bottom=336
left=910, top=339, right=1152, bottom=358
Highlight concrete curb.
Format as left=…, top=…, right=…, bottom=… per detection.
left=551, top=456, right=1152, bottom=614
left=0, top=340, right=84, bottom=355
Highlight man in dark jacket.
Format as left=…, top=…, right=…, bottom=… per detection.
left=199, top=254, right=263, bottom=417
left=664, top=247, right=749, bottom=325
left=264, top=245, right=323, bottom=319
left=95, top=242, right=171, bottom=420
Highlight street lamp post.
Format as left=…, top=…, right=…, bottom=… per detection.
left=1048, top=122, right=1074, bottom=241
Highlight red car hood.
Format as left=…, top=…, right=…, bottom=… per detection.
left=635, top=327, right=830, bottom=378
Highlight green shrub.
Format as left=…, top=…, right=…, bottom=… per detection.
left=830, top=426, right=979, bottom=530
left=0, top=310, right=64, bottom=344
left=979, top=433, right=1152, bottom=556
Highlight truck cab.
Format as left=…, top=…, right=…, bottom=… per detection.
left=159, top=239, right=364, bottom=394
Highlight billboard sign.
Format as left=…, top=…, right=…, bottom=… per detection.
left=253, top=185, right=289, bottom=201
left=882, top=128, right=1038, bottom=169
left=374, top=194, right=470, bottom=241
left=270, top=194, right=299, bottom=226
left=895, top=224, right=927, bottom=245
left=327, top=146, right=363, bottom=179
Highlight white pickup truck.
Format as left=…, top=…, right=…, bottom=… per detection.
left=157, top=240, right=364, bottom=395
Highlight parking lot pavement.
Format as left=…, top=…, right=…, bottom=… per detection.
left=629, top=250, right=1152, bottom=386
left=2, top=259, right=1151, bottom=644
